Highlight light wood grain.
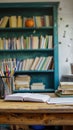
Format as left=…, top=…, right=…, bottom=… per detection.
left=0, top=101, right=73, bottom=113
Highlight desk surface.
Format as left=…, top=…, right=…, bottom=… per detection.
left=0, top=99, right=73, bottom=113
left=0, top=93, right=73, bottom=125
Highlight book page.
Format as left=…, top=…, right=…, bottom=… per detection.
left=47, top=97, right=73, bottom=104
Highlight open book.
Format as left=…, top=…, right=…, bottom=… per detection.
left=4, top=93, right=50, bottom=102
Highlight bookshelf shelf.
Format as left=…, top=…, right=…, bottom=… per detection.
left=15, top=70, right=54, bottom=73
left=13, top=88, right=55, bottom=93
left=0, top=28, right=53, bottom=37
left=0, top=2, right=59, bottom=93
left=0, top=27, right=53, bottom=30
left=0, top=49, right=54, bottom=52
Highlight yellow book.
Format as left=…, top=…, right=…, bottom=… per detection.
left=9, top=16, right=17, bottom=28
left=17, top=16, right=22, bottom=27
left=0, top=38, right=4, bottom=50
left=0, top=16, right=9, bottom=28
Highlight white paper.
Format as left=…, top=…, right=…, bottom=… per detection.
left=47, top=97, right=73, bottom=104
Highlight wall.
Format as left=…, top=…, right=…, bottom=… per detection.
left=0, top=0, right=73, bottom=79
left=58, top=0, right=73, bottom=78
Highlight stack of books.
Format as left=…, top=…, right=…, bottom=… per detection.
left=14, top=75, right=31, bottom=90
left=31, top=82, right=45, bottom=90
left=55, top=81, right=73, bottom=97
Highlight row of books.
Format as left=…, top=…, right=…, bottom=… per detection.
left=14, top=75, right=45, bottom=90
left=32, top=15, right=53, bottom=27
left=0, top=56, right=53, bottom=72
left=0, top=35, right=53, bottom=50
left=0, top=15, right=53, bottom=28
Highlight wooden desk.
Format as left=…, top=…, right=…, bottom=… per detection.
left=0, top=94, right=73, bottom=130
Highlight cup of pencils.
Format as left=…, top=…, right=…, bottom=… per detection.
left=3, top=65, right=15, bottom=96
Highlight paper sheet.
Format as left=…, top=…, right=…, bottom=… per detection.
left=47, top=97, right=73, bottom=104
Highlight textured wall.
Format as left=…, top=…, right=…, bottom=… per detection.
left=0, top=0, right=73, bottom=79
left=58, top=0, right=73, bottom=78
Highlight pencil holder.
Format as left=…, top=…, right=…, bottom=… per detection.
left=0, top=76, right=14, bottom=99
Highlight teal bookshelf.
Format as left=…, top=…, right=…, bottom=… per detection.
left=0, top=2, right=59, bottom=93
